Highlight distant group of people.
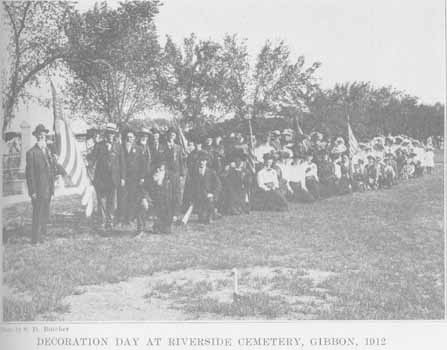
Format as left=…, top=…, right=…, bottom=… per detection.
left=24, top=120, right=440, bottom=244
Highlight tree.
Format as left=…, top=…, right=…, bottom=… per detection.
left=2, top=1, right=73, bottom=134
left=157, top=33, right=234, bottom=127
left=221, top=39, right=321, bottom=123
left=308, top=81, right=443, bottom=140
left=249, top=41, right=321, bottom=121
left=159, top=36, right=321, bottom=130
left=64, top=0, right=161, bottom=125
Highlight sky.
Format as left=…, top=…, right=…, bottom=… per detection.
left=5, top=0, right=445, bottom=131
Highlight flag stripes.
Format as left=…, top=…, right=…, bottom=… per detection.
left=348, top=122, right=361, bottom=158
left=51, top=82, right=94, bottom=216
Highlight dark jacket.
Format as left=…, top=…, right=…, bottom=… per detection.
left=25, top=144, right=57, bottom=198
left=90, top=140, right=126, bottom=192
left=162, top=142, right=186, bottom=176
left=139, top=144, right=152, bottom=178
left=188, top=167, right=222, bottom=204
left=150, top=141, right=163, bottom=165
left=123, top=144, right=146, bottom=183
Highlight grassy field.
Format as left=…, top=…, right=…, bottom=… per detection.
left=2, top=160, right=444, bottom=321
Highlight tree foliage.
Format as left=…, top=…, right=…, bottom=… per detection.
left=2, top=1, right=442, bottom=141
left=250, top=40, right=321, bottom=120
left=2, top=0, right=73, bottom=134
left=157, top=33, right=236, bottom=127
left=157, top=36, right=321, bottom=129
left=306, top=82, right=444, bottom=140
left=64, top=0, right=161, bottom=125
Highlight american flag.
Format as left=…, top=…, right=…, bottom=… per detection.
left=348, top=121, right=361, bottom=158
left=51, top=82, right=95, bottom=217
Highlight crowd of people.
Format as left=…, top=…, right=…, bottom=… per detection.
left=21, top=119, right=440, bottom=244
left=80, top=122, right=439, bottom=237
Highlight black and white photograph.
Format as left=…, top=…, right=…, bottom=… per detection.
left=1, top=0, right=445, bottom=323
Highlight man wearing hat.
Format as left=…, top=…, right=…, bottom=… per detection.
left=116, top=130, right=146, bottom=232
left=162, top=127, right=187, bottom=222
left=137, top=127, right=152, bottom=179
left=150, top=127, right=163, bottom=164
left=186, top=152, right=222, bottom=224
left=89, top=122, right=126, bottom=230
left=85, top=128, right=101, bottom=178
left=25, top=124, right=57, bottom=244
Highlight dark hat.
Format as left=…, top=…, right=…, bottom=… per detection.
left=367, top=155, right=375, bottom=160
left=197, top=151, right=210, bottom=161
left=32, top=124, right=49, bottom=137
left=167, top=127, right=177, bottom=135
left=4, top=131, right=21, bottom=142
left=330, top=153, right=340, bottom=160
left=304, top=152, right=314, bottom=159
left=151, top=127, right=160, bottom=134
left=279, top=151, right=291, bottom=159
left=230, top=153, right=243, bottom=163
left=86, top=128, right=99, bottom=139
left=263, top=152, right=274, bottom=161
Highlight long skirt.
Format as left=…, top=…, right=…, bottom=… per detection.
left=337, top=176, right=351, bottom=195
left=319, top=178, right=337, bottom=198
left=288, top=182, right=315, bottom=203
left=251, top=189, right=288, bottom=211
left=305, top=177, right=321, bottom=200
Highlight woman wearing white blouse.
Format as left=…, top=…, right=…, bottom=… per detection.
left=252, top=154, right=288, bottom=211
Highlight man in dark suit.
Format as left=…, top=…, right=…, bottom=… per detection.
left=25, top=124, right=57, bottom=244
left=89, top=123, right=126, bottom=230
left=187, top=152, right=222, bottom=224
left=149, top=128, right=163, bottom=165
left=162, top=127, right=187, bottom=222
left=117, top=130, right=146, bottom=231
left=137, top=127, right=152, bottom=180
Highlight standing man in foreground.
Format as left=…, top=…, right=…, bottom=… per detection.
left=89, top=123, right=126, bottom=230
left=25, top=124, right=57, bottom=244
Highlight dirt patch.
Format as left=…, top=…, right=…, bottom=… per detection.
left=37, top=277, right=187, bottom=321
left=38, top=266, right=337, bottom=321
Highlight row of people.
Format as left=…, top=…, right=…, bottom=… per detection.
left=24, top=121, right=437, bottom=243
left=83, top=123, right=436, bottom=236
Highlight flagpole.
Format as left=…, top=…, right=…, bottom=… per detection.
left=247, top=106, right=254, bottom=150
